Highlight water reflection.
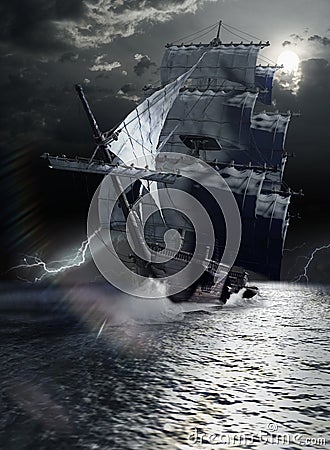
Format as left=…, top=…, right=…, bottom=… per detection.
left=0, top=282, right=329, bottom=449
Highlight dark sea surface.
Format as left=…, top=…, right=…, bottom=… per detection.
left=0, top=282, right=329, bottom=450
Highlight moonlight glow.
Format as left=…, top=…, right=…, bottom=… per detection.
left=277, top=50, right=300, bottom=72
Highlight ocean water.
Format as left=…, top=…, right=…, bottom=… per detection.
left=0, top=282, right=329, bottom=449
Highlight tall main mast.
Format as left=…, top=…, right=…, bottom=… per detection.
left=215, top=20, right=222, bottom=43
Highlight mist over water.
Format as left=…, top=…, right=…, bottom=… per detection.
left=0, top=282, right=329, bottom=449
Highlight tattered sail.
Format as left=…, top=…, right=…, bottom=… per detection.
left=160, top=89, right=258, bottom=161
left=250, top=112, right=290, bottom=165
left=250, top=112, right=291, bottom=191
left=254, top=193, right=291, bottom=279
left=232, top=191, right=290, bottom=280
left=255, top=66, right=277, bottom=105
left=219, top=166, right=265, bottom=207
left=262, top=156, right=287, bottom=192
left=161, top=44, right=262, bottom=88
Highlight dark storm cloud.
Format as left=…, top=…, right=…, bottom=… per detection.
left=0, top=55, right=51, bottom=136
left=299, top=58, right=330, bottom=103
left=0, top=0, right=214, bottom=51
left=45, top=0, right=215, bottom=49
left=95, top=73, right=111, bottom=79
left=275, top=58, right=330, bottom=124
left=290, top=33, right=304, bottom=41
left=273, top=57, right=330, bottom=277
left=0, top=54, right=137, bottom=147
left=273, top=58, right=330, bottom=212
left=133, top=55, right=156, bottom=76
left=59, top=52, right=79, bottom=63
left=0, top=0, right=215, bottom=146
left=51, top=90, right=139, bottom=151
left=116, top=82, right=140, bottom=102
left=282, top=33, right=305, bottom=48
left=119, top=83, right=136, bottom=94
left=308, top=35, right=330, bottom=46
left=0, top=0, right=85, bottom=52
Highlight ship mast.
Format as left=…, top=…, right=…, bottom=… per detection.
left=216, top=20, right=222, bottom=42
left=75, top=84, right=113, bottom=163
left=210, top=20, right=222, bottom=46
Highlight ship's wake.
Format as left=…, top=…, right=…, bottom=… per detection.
left=0, top=280, right=261, bottom=335
left=75, top=279, right=221, bottom=327
left=223, top=288, right=261, bottom=308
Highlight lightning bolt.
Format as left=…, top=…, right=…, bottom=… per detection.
left=8, top=229, right=100, bottom=282
left=293, top=243, right=330, bottom=284
left=284, top=242, right=307, bottom=253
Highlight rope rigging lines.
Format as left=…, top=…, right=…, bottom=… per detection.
left=170, top=20, right=278, bottom=67
left=171, top=22, right=220, bottom=44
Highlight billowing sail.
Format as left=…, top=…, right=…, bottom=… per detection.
left=255, top=193, right=290, bottom=278
left=161, top=44, right=260, bottom=88
left=255, top=193, right=291, bottom=221
left=255, top=66, right=277, bottom=105
left=250, top=112, right=291, bottom=191
left=234, top=193, right=290, bottom=279
left=262, top=156, right=287, bottom=192
left=219, top=167, right=266, bottom=270
left=160, top=89, right=258, bottom=162
left=250, top=112, right=290, bottom=165
left=108, top=56, right=205, bottom=169
left=219, top=166, right=265, bottom=201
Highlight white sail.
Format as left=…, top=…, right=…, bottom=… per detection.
left=160, top=90, right=258, bottom=157
left=255, top=66, right=277, bottom=81
left=219, top=166, right=265, bottom=203
left=255, top=66, right=277, bottom=105
left=251, top=112, right=290, bottom=135
left=249, top=113, right=291, bottom=168
left=161, top=44, right=260, bottom=88
left=108, top=56, right=205, bottom=169
left=262, top=155, right=288, bottom=191
left=244, top=192, right=291, bottom=279
left=256, top=193, right=290, bottom=223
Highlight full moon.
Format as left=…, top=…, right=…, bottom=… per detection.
left=277, top=50, right=300, bottom=72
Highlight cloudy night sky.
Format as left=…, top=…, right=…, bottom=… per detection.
left=1, top=0, right=330, bottom=283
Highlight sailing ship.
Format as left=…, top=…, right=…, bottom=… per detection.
left=42, top=22, right=301, bottom=303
